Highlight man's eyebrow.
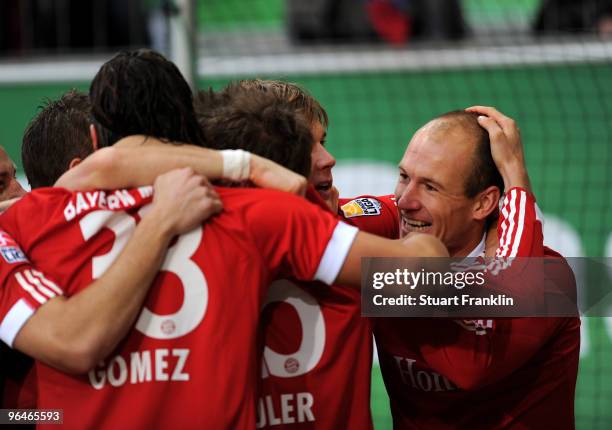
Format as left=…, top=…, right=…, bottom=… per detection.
left=422, top=176, right=445, bottom=189
left=397, top=168, right=445, bottom=189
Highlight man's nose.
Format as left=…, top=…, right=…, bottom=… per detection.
left=313, top=143, right=336, bottom=170
left=396, top=182, right=421, bottom=211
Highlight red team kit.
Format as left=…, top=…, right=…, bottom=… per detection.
left=0, top=184, right=578, bottom=429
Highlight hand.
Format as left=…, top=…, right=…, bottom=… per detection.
left=465, top=106, right=532, bottom=192
left=402, top=232, right=449, bottom=257
left=148, top=168, right=222, bottom=236
left=326, top=186, right=340, bottom=212
left=249, top=154, right=308, bottom=196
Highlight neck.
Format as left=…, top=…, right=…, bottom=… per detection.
left=448, top=231, right=485, bottom=258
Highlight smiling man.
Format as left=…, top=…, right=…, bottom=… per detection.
left=375, top=107, right=580, bottom=429
left=396, top=110, right=505, bottom=255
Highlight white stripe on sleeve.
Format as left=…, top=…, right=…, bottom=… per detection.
left=0, top=299, right=36, bottom=347
left=24, top=270, right=58, bottom=298
left=509, top=190, right=527, bottom=257
left=15, top=272, right=47, bottom=304
left=31, top=269, right=63, bottom=295
left=314, top=221, right=359, bottom=285
left=499, top=189, right=517, bottom=258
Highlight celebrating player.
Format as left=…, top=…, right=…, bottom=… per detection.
left=3, top=49, right=447, bottom=429
left=0, top=156, right=220, bottom=408
left=197, top=81, right=399, bottom=429
left=373, top=107, right=580, bottom=429
left=75, top=79, right=400, bottom=429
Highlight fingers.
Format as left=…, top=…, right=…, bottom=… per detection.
left=475, top=115, right=505, bottom=141
left=199, top=185, right=223, bottom=215
left=327, top=186, right=339, bottom=211
left=150, top=167, right=224, bottom=235
left=292, top=176, right=308, bottom=196
left=466, top=106, right=516, bottom=133
left=466, top=106, right=507, bottom=123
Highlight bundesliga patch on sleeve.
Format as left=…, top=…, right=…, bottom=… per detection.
left=0, top=231, right=28, bottom=264
left=0, top=246, right=28, bottom=264
left=340, top=198, right=382, bottom=218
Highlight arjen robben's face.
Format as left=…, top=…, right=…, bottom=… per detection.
left=394, top=121, right=481, bottom=256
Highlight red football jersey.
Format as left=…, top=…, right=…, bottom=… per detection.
left=0, top=186, right=358, bottom=430
left=256, top=191, right=398, bottom=430
left=374, top=187, right=580, bottom=429
left=0, top=230, right=62, bottom=347
left=257, top=187, right=374, bottom=430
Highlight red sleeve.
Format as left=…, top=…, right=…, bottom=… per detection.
left=496, top=187, right=543, bottom=258
left=419, top=317, right=571, bottom=390
left=244, top=191, right=358, bottom=285
left=478, top=187, right=546, bottom=299
left=338, top=194, right=399, bottom=239
left=0, top=230, right=63, bottom=346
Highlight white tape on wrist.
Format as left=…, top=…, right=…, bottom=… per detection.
left=221, top=149, right=251, bottom=181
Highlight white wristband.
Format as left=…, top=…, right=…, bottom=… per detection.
left=221, top=149, right=251, bottom=181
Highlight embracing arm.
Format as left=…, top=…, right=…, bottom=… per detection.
left=56, top=136, right=307, bottom=195
left=335, top=231, right=448, bottom=287
left=13, top=168, right=220, bottom=373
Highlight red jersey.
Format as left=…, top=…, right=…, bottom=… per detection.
left=0, top=186, right=358, bottom=430
left=0, top=230, right=61, bottom=347
left=0, top=231, right=61, bottom=410
left=374, top=187, right=580, bottom=429
left=257, top=188, right=377, bottom=430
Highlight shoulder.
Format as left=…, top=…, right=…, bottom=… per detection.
left=217, top=186, right=325, bottom=212
left=0, top=230, right=29, bottom=267
left=0, top=188, right=72, bottom=231
left=543, top=246, right=573, bottom=275
left=338, top=194, right=396, bottom=219
left=544, top=246, right=564, bottom=259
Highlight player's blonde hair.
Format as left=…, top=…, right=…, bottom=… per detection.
left=232, top=79, right=329, bottom=129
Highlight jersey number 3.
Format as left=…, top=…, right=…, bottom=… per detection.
left=80, top=208, right=208, bottom=339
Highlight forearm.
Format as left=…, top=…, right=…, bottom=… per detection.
left=499, top=161, right=532, bottom=193
left=336, top=231, right=448, bottom=287
left=57, top=138, right=306, bottom=195
left=14, top=213, right=173, bottom=373
left=56, top=144, right=223, bottom=190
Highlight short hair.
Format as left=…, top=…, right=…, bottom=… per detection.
left=90, top=49, right=205, bottom=147
left=193, top=87, right=232, bottom=133
left=201, top=90, right=313, bottom=177
left=22, top=90, right=94, bottom=188
left=224, top=79, right=328, bottom=129
left=435, top=110, right=504, bottom=198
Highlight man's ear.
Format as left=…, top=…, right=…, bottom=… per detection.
left=89, top=124, right=99, bottom=151
left=472, top=185, right=501, bottom=221
left=69, top=158, right=82, bottom=169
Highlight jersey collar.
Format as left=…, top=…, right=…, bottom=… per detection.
left=465, top=232, right=486, bottom=260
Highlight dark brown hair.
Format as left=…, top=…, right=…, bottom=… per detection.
left=436, top=110, right=504, bottom=198
left=90, top=49, right=205, bottom=147
left=200, top=90, right=313, bottom=177
left=22, top=90, right=94, bottom=188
